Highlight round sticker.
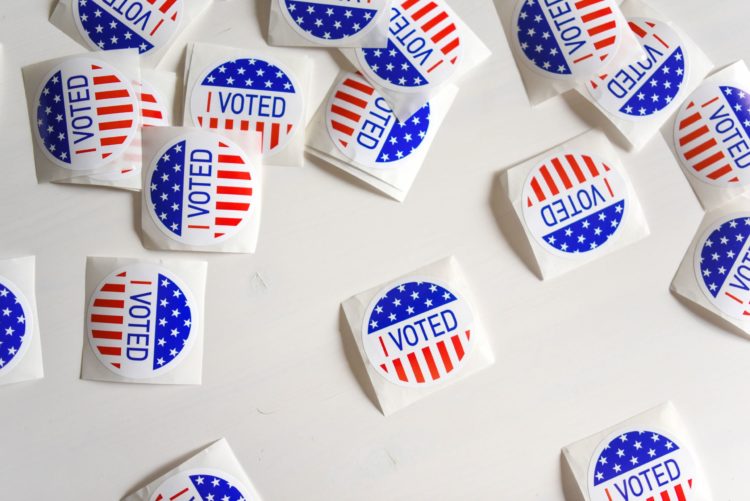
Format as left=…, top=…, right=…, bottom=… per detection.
left=146, top=131, right=256, bottom=246
left=356, top=0, right=465, bottom=92
left=513, top=0, right=624, bottom=79
left=278, top=0, right=387, bottom=44
left=675, top=83, right=750, bottom=186
left=326, top=72, right=431, bottom=167
left=0, top=276, right=33, bottom=377
left=152, top=469, right=254, bottom=501
left=587, top=18, right=688, bottom=119
left=588, top=429, right=698, bottom=501
left=189, top=56, right=303, bottom=155
left=522, top=152, right=628, bottom=256
left=72, top=0, right=184, bottom=55
left=86, top=263, right=197, bottom=379
left=35, top=57, right=139, bottom=171
left=694, top=214, right=750, bottom=319
left=362, top=278, right=474, bottom=388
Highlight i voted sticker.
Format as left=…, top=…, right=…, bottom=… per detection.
left=357, top=0, right=464, bottom=92
left=694, top=214, right=750, bottom=319
left=72, top=0, right=183, bottom=55
left=0, top=276, right=33, bottom=377
left=152, top=469, right=253, bottom=501
left=327, top=72, right=431, bottom=167
left=190, top=56, right=303, bottom=155
left=514, top=0, right=624, bottom=79
left=146, top=131, right=256, bottom=246
left=588, top=429, right=698, bottom=501
left=587, top=18, right=688, bottom=119
left=279, top=0, right=387, bottom=44
left=86, top=263, right=197, bottom=379
left=675, top=84, right=750, bottom=186
left=35, top=58, right=139, bottom=171
left=362, top=279, right=474, bottom=388
left=522, top=152, right=628, bottom=255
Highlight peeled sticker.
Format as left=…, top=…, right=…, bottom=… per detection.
left=72, top=0, right=183, bottom=55
left=34, top=57, right=139, bottom=171
left=190, top=56, right=303, bottom=154
left=0, top=276, right=33, bottom=376
left=86, top=263, right=197, bottom=379
left=675, top=83, right=750, bottom=186
left=694, top=214, right=750, bottom=319
left=513, top=0, right=624, bottom=79
left=587, top=18, right=688, bottom=118
left=356, top=0, right=464, bottom=92
left=146, top=131, right=256, bottom=246
left=588, top=429, right=698, bottom=501
left=152, top=469, right=254, bottom=501
left=326, top=72, right=431, bottom=167
left=362, top=279, right=474, bottom=387
left=278, top=0, right=387, bottom=44
left=522, top=152, right=628, bottom=255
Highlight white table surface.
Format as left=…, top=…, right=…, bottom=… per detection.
left=1, top=0, right=748, bottom=499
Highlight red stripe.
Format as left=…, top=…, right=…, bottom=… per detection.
left=441, top=38, right=460, bottom=56
left=581, top=7, right=612, bottom=23
left=407, top=352, right=425, bottom=383
left=215, top=217, right=242, bottom=226
left=551, top=157, right=573, bottom=189
left=378, top=336, right=389, bottom=357
left=335, top=91, right=368, bottom=108
left=574, top=0, right=603, bottom=8
left=702, top=97, right=720, bottom=108
left=141, top=93, right=157, bottom=104
left=725, top=292, right=743, bottom=304
left=679, top=125, right=710, bottom=146
left=566, top=155, right=587, bottom=183
left=100, top=136, right=127, bottom=146
left=411, top=1, right=437, bottom=21
left=130, top=280, right=151, bottom=285
left=401, top=0, right=419, bottom=8
left=332, top=120, right=355, bottom=136
left=225, top=119, right=234, bottom=129
left=95, top=89, right=130, bottom=100
left=97, top=346, right=121, bottom=356
left=692, top=151, right=725, bottom=171
left=160, top=0, right=177, bottom=13
left=530, top=177, right=546, bottom=202
left=331, top=104, right=361, bottom=123
left=271, top=123, right=280, bottom=149
left=653, top=34, right=670, bottom=49
left=217, top=154, right=246, bottom=165
left=210, top=117, right=218, bottom=129
left=217, top=170, right=250, bottom=180
left=594, top=36, right=616, bottom=50
left=431, top=23, right=456, bottom=44
left=170, top=487, right=189, bottom=500
left=217, top=186, right=253, bottom=196
left=588, top=20, right=616, bottom=36
left=393, top=358, right=408, bottom=382
left=573, top=53, right=594, bottom=64
left=629, top=21, right=647, bottom=38
left=707, top=164, right=733, bottom=180
left=437, top=340, right=453, bottom=372
left=149, top=18, right=165, bottom=36
left=92, top=330, right=122, bottom=340
left=99, top=120, right=133, bottom=131
left=422, top=347, right=440, bottom=380
left=422, top=11, right=448, bottom=32
left=582, top=155, right=600, bottom=177
left=91, top=314, right=123, bottom=324
left=539, top=165, right=559, bottom=195
left=97, top=104, right=134, bottom=116
left=93, top=75, right=120, bottom=85
left=216, top=201, right=250, bottom=211
left=679, top=111, right=701, bottom=130
left=660, top=490, right=670, bottom=501
left=101, top=283, right=125, bottom=292
left=240, top=120, right=249, bottom=131
left=675, top=484, right=687, bottom=501
left=142, top=109, right=164, bottom=120
left=343, top=78, right=374, bottom=95
left=451, top=334, right=465, bottom=360
left=93, top=299, right=124, bottom=308
left=684, top=138, right=718, bottom=160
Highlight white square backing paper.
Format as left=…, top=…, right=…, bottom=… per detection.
left=306, top=70, right=458, bottom=202
left=562, top=402, right=712, bottom=501
left=0, top=257, right=44, bottom=387
left=501, top=129, right=650, bottom=280
left=81, top=256, right=207, bottom=385
left=342, top=256, right=494, bottom=416
left=182, top=42, right=313, bottom=168
left=123, top=438, right=264, bottom=501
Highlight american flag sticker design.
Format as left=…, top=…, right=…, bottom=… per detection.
left=189, top=57, right=303, bottom=155
left=72, top=0, right=183, bottom=55
left=522, top=152, right=628, bottom=255
left=693, top=214, right=750, bottom=319
left=588, top=429, right=698, bottom=501
left=35, top=58, right=139, bottom=171
left=279, top=0, right=387, bottom=44
left=0, top=276, right=33, bottom=377
left=674, top=84, right=750, bottom=186
left=326, top=72, right=431, bottom=167
left=362, top=279, right=474, bottom=388
left=152, top=469, right=253, bottom=501
left=588, top=18, right=687, bottom=119
left=86, top=263, right=196, bottom=379
left=146, top=132, right=256, bottom=246
left=357, top=0, right=465, bottom=91
left=514, top=0, right=623, bottom=78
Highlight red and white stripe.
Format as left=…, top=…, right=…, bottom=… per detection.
left=144, top=0, right=180, bottom=36
left=154, top=488, right=190, bottom=501
left=399, top=0, right=461, bottom=69
left=567, top=0, right=620, bottom=66
left=88, top=271, right=134, bottom=369
left=377, top=330, right=471, bottom=384
left=677, top=98, right=740, bottom=183
left=605, top=479, right=692, bottom=501
left=527, top=154, right=612, bottom=208
left=195, top=107, right=294, bottom=154
left=85, top=64, right=138, bottom=161
left=328, top=74, right=376, bottom=149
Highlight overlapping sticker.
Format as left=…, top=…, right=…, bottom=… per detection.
left=278, top=0, right=387, bottom=44
left=513, top=0, right=624, bottom=79
left=35, top=58, right=139, bottom=170
left=675, top=83, right=750, bottom=186
left=587, top=18, right=688, bottom=118
left=362, top=279, right=474, bottom=387
left=146, top=131, right=256, bottom=246
left=357, top=0, right=464, bottom=91
left=588, top=429, right=698, bottom=501
left=190, top=56, right=303, bottom=154
left=326, top=72, right=431, bottom=166
left=694, top=214, right=750, bottom=319
left=72, top=0, right=183, bottom=55
left=151, top=469, right=253, bottom=501
left=86, top=263, right=196, bottom=378
left=522, top=152, right=628, bottom=255
left=0, top=276, right=33, bottom=377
